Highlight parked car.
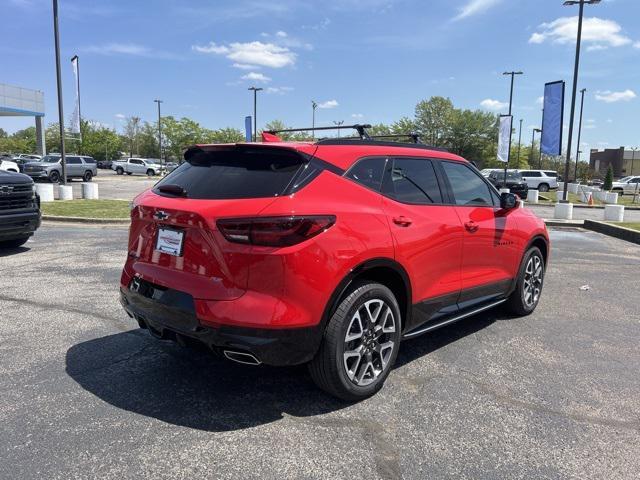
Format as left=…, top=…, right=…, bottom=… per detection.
left=480, top=168, right=502, bottom=178
left=487, top=170, right=529, bottom=198
left=23, top=154, right=98, bottom=183
left=15, top=153, right=42, bottom=161
left=111, top=158, right=165, bottom=176
left=0, top=158, right=20, bottom=173
left=0, top=169, right=41, bottom=248
left=97, top=159, right=113, bottom=169
left=611, top=176, right=640, bottom=196
left=517, top=170, right=558, bottom=192
left=119, top=135, right=549, bottom=401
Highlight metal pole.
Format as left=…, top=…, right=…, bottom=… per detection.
left=530, top=128, right=536, bottom=165
left=311, top=101, right=317, bottom=141
left=630, top=148, right=636, bottom=176
left=52, top=0, right=67, bottom=185
left=154, top=100, right=163, bottom=169
left=253, top=90, right=257, bottom=141
left=574, top=88, right=586, bottom=181
left=516, top=118, right=523, bottom=165
left=502, top=71, right=523, bottom=185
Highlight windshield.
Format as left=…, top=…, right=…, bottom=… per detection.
left=42, top=155, right=61, bottom=163
left=619, top=176, right=632, bottom=183
left=491, top=171, right=521, bottom=181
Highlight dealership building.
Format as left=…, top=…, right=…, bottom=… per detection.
left=0, top=83, right=46, bottom=154
left=590, top=147, right=640, bottom=178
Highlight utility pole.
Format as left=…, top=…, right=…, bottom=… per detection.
left=574, top=88, right=587, bottom=181
left=248, top=87, right=263, bottom=142
left=630, top=147, right=638, bottom=176
left=52, top=0, right=67, bottom=185
left=516, top=118, right=523, bottom=165
left=311, top=101, right=318, bottom=140
left=561, top=0, right=601, bottom=201
left=531, top=127, right=542, bottom=167
left=154, top=99, right=163, bottom=170
left=333, top=120, right=344, bottom=138
left=503, top=71, right=523, bottom=184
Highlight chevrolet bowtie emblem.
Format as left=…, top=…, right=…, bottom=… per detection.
left=154, top=210, right=169, bottom=221
left=0, top=185, right=15, bottom=195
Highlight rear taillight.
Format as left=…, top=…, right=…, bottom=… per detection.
left=217, top=215, right=336, bottom=247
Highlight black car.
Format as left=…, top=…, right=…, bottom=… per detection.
left=488, top=170, right=529, bottom=199
left=0, top=170, right=41, bottom=248
left=97, top=159, right=113, bottom=169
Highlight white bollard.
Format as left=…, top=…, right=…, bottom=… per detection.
left=554, top=202, right=573, bottom=220
left=34, top=183, right=54, bottom=202
left=604, top=204, right=624, bottom=222
left=527, top=190, right=539, bottom=204
left=58, top=185, right=73, bottom=200
left=82, top=182, right=99, bottom=199
left=605, top=192, right=618, bottom=204
left=594, top=191, right=606, bottom=202
left=557, top=190, right=567, bottom=202
left=580, top=190, right=591, bottom=203
left=568, top=183, right=580, bottom=194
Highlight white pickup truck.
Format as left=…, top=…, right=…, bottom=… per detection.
left=111, top=158, right=165, bottom=176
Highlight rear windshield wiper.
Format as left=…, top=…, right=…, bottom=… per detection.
left=157, top=184, right=187, bottom=196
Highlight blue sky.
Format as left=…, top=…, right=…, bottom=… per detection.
left=2, top=0, right=639, bottom=153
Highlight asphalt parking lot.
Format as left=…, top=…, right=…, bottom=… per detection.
left=1, top=225, right=639, bottom=479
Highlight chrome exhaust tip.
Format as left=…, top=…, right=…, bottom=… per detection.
left=223, top=350, right=261, bottom=366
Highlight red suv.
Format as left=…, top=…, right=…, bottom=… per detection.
left=120, top=131, right=549, bottom=401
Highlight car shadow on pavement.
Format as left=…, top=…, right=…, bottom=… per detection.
left=0, top=246, right=30, bottom=257
left=65, top=311, right=504, bottom=432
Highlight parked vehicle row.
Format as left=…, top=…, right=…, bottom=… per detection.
left=111, top=158, right=165, bottom=176
left=487, top=170, right=529, bottom=198
left=22, top=154, right=97, bottom=183
left=481, top=169, right=558, bottom=193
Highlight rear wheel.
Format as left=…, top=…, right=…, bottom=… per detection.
left=309, top=282, right=401, bottom=401
left=83, top=170, right=93, bottom=182
left=506, top=246, right=545, bottom=316
left=116, top=167, right=124, bottom=175
left=146, top=169, right=154, bottom=176
left=538, top=183, right=549, bottom=192
left=0, top=236, right=29, bottom=249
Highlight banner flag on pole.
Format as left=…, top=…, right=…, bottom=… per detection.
left=70, top=56, right=81, bottom=137
left=497, top=115, right=512, bottom=163
left=244, top=116, right=252, bottom=142
left=540, top=81, right=565, bottom=156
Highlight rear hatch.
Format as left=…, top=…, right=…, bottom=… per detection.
left=129, top=144, right=315, bottom=300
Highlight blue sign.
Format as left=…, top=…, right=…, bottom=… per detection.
left=540, top=81, right=565, bottom=156
left=245, top=116, right=252, bottom=142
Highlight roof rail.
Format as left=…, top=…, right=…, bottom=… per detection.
left=315, top=138, right=450, bottom=152
left=340, top=133, right=422, bottom=144
left=265, top=124, right=372, bottom=140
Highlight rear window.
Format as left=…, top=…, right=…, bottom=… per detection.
left=155, top=148, right=306, bottom=199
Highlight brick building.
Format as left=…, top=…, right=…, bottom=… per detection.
left=590, top=147, right=640, bottom=178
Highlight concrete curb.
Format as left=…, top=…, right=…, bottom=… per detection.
left=42, top=215, right=130, bottom=225
left=530, top=202, right=640, bottom=211
left=543, top=219, right=584, bottom=227
left=583, top=220, right=640, bottom=245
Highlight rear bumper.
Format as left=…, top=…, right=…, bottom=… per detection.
left=0, top=210, right=41, bottom=240
left=119, top=282, right=323, bottom=366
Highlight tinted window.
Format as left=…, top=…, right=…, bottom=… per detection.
left=544, top=171, right=558, bottom=178
left=382, top=158, right=442, bottom=204
left=155, top=148, right=305, bottom=199
left=521, top=171, right=541, bottom=177
left=130, top=159, right=143, bottom=165
left=83, top=157, right=96, bottom=164
left=346, top=157, right=386, bottom=191
left=66, top=156, right=81, bottom=164
left=442, top=161, right=495, bottom=206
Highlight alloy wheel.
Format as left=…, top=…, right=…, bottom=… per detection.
left=343, top=299, right=397, bottom=386
left=523, top=254, right=543, bottom=308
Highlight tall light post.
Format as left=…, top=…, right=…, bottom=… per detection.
left=531, top=127, right=542, bottom=168
left=516, top=118, right=523, bottom=165
left=630, top=147, right=638, bottom=176
left=561, top=0, right=601, bottom=201
left=154, top=99, right=163, bottom=169
left=52, top=0, right=67, bottom=185
left=503, top=71, right=523, bottom=182
left=333, top=120, right=344, bottom=138
left=311, top=101, right=318, bottom=140
left=248, top=87, right=263, bottom=142
left=574, top=88, right=587, bottom=181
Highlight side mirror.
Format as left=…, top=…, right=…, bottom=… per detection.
left=500, top=192, right=518, bottom=209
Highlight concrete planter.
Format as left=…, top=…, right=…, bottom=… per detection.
left=82, top=182, right=99, bottom=200
left=554, top=202, right=573, bottom=220
left=594, top=191, right=607, bottom=202
left=605, top=192, right=618, bottom=204
left=35, top=183, right=54, bottom=202
left=58, top=185, right=73, bottom=200
left=579, top=191, right=593, bottom=203
left=527, top=190, right=539, bottom=204
left=604, top=204, right=624, bottom=222
left=568, top=183, right=580, bottom=194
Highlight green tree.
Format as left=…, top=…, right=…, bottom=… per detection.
left=0, top=128, right=7, bottom=138
left=414, top=96, right=454, bottom=146
left=206, top=127, right=245, bottom=143
left=603, top=165, right=614, bottom=191
left=445, top=109, right=497, bottom=163
left=123, top=116, right=142, bottom=157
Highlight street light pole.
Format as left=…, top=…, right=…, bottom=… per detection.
left=333, top=120, right=344, bottom=138
left=154, top=99, right=163, bottom=169
left=311, top=101, right=318, bottom=140
left=531, top=127, right=542, bottom=167
left=561, top=0, right=601, bottom=201
left=574, top=88, right=587, bottom=181
left=503, top=71, right=523, bottom=183
left=516, top=118, right=523, bottom=165
left=52, top=0, right=67, bottom=185
left=630, top=147, right=638, bottom=176
left=248, top=87, right=263, bottom=142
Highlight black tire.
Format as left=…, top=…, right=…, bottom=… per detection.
left=146, top=169, right=155, bottom=177
left=308, top=281, right=402, bottom=401
left=83, top=170, right=93, bottom=182
left=49, top=170, right=60, bottom=183
left=116, top=167, right=124, bottom=175
left=505, top=246, right=545, bottom=316
left=538, top=183, right=549, bottom=193
left=0, top=236, right=29, bottom=249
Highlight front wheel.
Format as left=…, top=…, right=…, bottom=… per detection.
left=146, top=169, right=155, bottom=177
left=83, top=170, right=93, bottom=182
left=505, top=246, right=545, bottom=316
left=49, top=170, right=60, bottom=183
left=308, top=282, right=401, bottom=401
left=538, top=183, right=549, bottom=193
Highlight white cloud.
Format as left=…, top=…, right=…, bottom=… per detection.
left=266, top=86, right=294, bottom=95
left=241, top=72, right=271, bottom=83
left=480, top=98, right=508, bottom=111
left=114, top=113, right=125, bottom=119
left=536, top=96, right=544, bottom=105
left=192, top=41, right=296, bottom=68
left=453, top=0, right=502, bottom=21
left=232, top=63, right=259, bottom=70
left=317, top=100, right=339, bottom=109
left=84, top=43, right=151, bottom=56
left=351, top=113, right=364, bottom=119
left=634, top=41, right=640, bottom=49
left=595, top=89, right=637, bottom=103
left=529, top=17, right=632, bottom=51
left=275, top=31, right=287, bottom=38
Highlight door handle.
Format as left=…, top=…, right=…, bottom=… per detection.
left=393, top=216, right=413, bottom=227
left=464, top=221, right=479, bottom=233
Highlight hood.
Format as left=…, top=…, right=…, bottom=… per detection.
left=24, top=161, right=57, bottom=168
left=0, top=170, right=34, bottom=184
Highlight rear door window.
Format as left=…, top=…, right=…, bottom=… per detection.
left=66, top=156, right=81, bottom=164
left=155, top=148, right=306, bottom=199
left=382, top=158, right=443, bottom=204
left=441, top=161, right=496, bottom=207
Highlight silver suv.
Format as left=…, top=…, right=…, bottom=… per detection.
left=23, top=154, right=98, bottom=183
